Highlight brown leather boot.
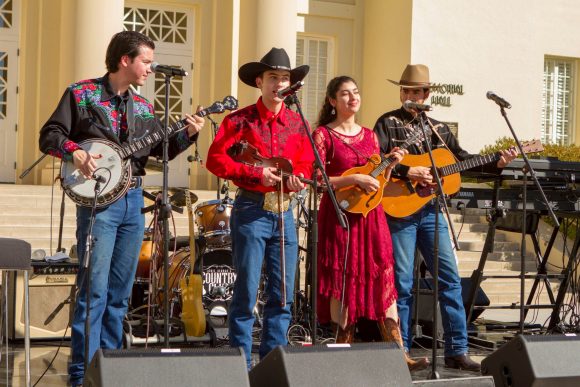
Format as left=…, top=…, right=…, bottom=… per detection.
left=377, top=318, right=430, bottom=372
left=331, top=322, right=355, bottom=343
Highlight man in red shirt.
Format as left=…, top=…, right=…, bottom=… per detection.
left=206, top=47, right=314, bottom=368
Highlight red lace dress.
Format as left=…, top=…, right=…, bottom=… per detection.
left=314, top=126, right=397, bottom=325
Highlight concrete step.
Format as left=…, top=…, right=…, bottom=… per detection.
left=457, top=231, right=507, bottom=242
left=458, top=239, right=521, bottom=252
left=0, top=185, right=223, bottom=251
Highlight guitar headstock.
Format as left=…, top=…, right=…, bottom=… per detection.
left=521, top=139, right=544, bottom=154
left=203, top=101, right=226, bottom=116
left=221, top=96, right=239, bottom=111
left=402, top=129, right=427, bottom=150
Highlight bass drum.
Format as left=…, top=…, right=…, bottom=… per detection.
left=155, top=246, right=204, bottom=318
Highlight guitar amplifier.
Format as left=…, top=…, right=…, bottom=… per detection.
left=8, top=261, right=78, bottom=340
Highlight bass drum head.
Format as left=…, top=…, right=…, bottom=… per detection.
left=202, top=249, right=236, bottom=328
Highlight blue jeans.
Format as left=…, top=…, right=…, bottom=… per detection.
left=69, top=188, right=145, bottom=386
left=228, top=195, right=298, bottom=369
left=387, top=203, right=468, bottom=356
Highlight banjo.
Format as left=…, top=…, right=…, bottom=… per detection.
left=61, top=96, right=238, bottom=208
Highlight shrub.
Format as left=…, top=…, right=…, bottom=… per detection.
left=479, top=136, right=580, bottom=161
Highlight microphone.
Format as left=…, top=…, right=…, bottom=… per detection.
left=277, top=81, right=304, bottom=99
left=93, top=174, right=107, bottom=184
left=486, top=91, right=511, bottom=109
left=151, top=62, right=188, bottom=77
left=403, top=100, right=432, bottom=112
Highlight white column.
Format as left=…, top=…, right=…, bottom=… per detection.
left=74, top=0, right=124, bottom=80
left=255, top=0, right=298, bottom=65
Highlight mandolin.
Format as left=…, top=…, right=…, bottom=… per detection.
left=334, top=130, right=424, bottom=217
left=178, top=188, right=206, bottom=337
left=382, top=139, right=544, bottom=218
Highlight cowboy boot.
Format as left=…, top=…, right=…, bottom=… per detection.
left=377, top=318, right=430, bottom=372
left=331, top=322, right=355, bottom=344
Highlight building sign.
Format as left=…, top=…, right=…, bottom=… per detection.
left=430, top=83, right=464, bottom=107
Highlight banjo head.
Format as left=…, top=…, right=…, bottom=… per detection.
left=61, top=139, right=131, bottom=207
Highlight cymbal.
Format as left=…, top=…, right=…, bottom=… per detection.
left=143, top=186, right=198, bottom=207
left=169, top=189, right=199, bottom=207
left=144, top=158, right=163, bottom=175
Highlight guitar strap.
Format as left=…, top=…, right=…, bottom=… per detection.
left=424, top=117, right=460, bottom=163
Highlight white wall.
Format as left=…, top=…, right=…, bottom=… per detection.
left=411, top=0, right=580, bottom=152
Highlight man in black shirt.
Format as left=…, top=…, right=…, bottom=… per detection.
left=39, top=31, right=204, bottom=386
left=374, top=64, right=516, bottom=372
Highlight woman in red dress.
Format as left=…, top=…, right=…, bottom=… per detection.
left=314, top=76, right=428, bottom=371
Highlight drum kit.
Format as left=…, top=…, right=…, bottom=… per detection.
left=126, top=185, right=237, bottom=346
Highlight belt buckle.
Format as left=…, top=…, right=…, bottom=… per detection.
left=263, top=191, right=293, bottom=213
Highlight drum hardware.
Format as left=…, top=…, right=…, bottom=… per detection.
left=142, top=186, right=198, bottom=212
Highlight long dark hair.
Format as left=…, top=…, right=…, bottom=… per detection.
left=105, top=31, right=155, bottom=73
left=316, top=76, right=358, bottom=127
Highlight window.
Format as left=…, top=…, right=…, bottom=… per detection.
left=296, top=36, right=332, bottom=127
left=124, top=5, right=192, bottom=124
left=0, top=51, right=7, bottom=118
left=542, top=57, right=575, bottom=145
left=0, top=0, right=13, bottom=29
left=124, top=7, right=188, bottom=44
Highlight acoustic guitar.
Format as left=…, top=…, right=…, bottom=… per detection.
left=178, top=189, right=206, bottom=337
left=334, top=130, right=424, bottom=217
left=382, top=140, right=544, bottom=218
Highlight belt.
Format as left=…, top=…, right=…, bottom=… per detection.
left=129, top=176, right=142, bottom=189
left=236, top=188, right=294, bottom=212
left=236, top=188, right=265, bottom=203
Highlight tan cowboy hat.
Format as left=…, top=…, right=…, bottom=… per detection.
left=388, top=64, right=433, bottom=89
left=238, top=47, right=310, bottom=88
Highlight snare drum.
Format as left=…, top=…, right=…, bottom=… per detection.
left=195, top=199, right=233, bottom=249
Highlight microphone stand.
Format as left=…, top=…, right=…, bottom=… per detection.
left=20, top=155, right=68, bottom=254
left=206, top=115, right=224, bottom=200
left=81, top=179, right=103, bottom=376
left=496, top=105, right=559, bottom=334
left=160, top=73, right=175, bottom=346
left=18, top=153, right=48, bottom=180
left=416, top=109, right=449, bottom=380
left=286, top=93, right=347, bottom=345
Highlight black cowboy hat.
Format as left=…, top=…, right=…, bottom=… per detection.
left=238, top=47, right=310, bottom=88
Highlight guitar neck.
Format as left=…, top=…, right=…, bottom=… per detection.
left=440, top=153, right=499, bottom=177
left=370, top=156, right=398, bottom=178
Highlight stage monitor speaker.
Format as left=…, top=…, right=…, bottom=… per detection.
left=418, top=277, right=490, bottom=322
left=481, top=334, right=580, bottom=387
left=249, top=342, right=412, bottom=387
left=7, top=271, right=75, bottom=339
left=85, top=347, right=249, bottom=387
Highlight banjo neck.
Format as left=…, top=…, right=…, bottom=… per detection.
left=118, top=110, right=209, bottom=160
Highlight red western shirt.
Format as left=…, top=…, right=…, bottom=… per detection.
left=206, top=97, right=314, bottom=193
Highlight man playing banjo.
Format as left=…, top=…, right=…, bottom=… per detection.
left=39, top=31, right=204, bottom=387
